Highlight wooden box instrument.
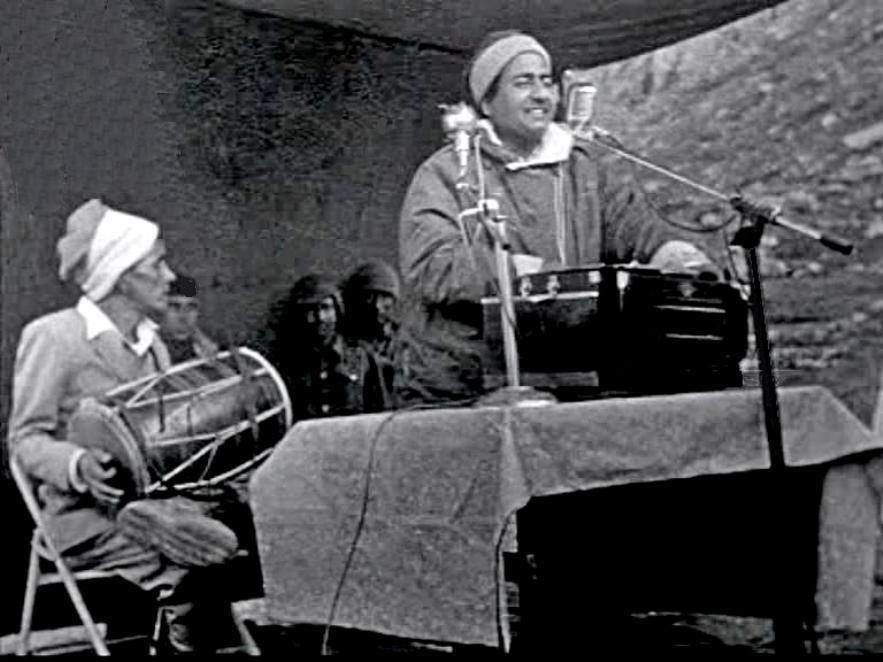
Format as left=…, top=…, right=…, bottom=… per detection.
left=481, top=265, right=749, bottom=397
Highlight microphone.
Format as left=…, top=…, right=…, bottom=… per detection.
left=562, top=69, right=597, bottom=135
left=440, top=102, right=478, bottom=183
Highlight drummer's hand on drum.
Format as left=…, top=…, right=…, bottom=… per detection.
left=76, top=450, right=124, bottom=507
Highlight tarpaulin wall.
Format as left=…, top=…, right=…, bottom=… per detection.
left=0, top=0, right=463, bottom=429
left=0, top=0, right=461, bottom=632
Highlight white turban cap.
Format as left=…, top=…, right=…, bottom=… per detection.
left=57, top=199, right=159, bottom=301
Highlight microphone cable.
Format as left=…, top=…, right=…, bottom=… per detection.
left=591, top=130, right=741, bottom=235
left=319, top=396, right=481, bottom=655
left=585, top=129, right=755, bottom=290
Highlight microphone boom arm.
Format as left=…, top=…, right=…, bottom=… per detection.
left=584, top=131, right=853, bottom=255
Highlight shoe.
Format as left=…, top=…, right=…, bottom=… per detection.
left=118, top=497, right=239, bottom=568
left=152, top=602, right=257, bottom=655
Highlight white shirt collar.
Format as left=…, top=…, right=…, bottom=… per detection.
left=76, top=296, right=158, bottom=357
left=478, top=120, right=574, bottom=171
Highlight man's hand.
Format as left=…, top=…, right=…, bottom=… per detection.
left=649, top=240, right=722, bottom=280
left=76, top=450, right=124, bottom=507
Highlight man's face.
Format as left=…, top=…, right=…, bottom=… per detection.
left=117, top=240, right=175, bottom=320
left=354, top=290, right=397, bottom=341
left=163, top=295, right=199, bottom=340
left=481, top=51, right=558, bottom=150
left=300, top=296, right=338, bottom=348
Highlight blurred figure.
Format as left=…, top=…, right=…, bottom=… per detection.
left=160, top=273, right=219, bottom=364
left=265, top=273, right=394, bottom=421
left=340, top=260, right=404, bottom=409
left=340, top=259, right=401, bottom=358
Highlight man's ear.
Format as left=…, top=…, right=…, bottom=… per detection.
left=114, top=272, right=133, bottom=298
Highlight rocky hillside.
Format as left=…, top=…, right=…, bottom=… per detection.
left=588, top=0, right=883, bottom=423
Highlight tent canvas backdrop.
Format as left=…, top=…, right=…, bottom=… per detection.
left=217, top=0, right=788, bottom=64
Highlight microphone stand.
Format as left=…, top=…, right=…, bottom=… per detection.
left=450, top=134, right=555, bottom=407
left=582, top=129, right=852, bottom=655
left=468, top=189, right=556, bottom=406
left=476, top=198, right=522, bottom=390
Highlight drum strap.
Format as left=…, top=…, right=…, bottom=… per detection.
left=231, top=346, right=261, bottom=446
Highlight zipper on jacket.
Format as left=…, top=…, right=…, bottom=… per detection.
left=553, top=164, right=566, bottom=264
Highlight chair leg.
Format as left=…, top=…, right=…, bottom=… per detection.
left=52, top=559, right=110, bottom=656
left=149, top=607, right=165, bottom=656
left=232, top=607, right=261, bottom=656
left=16, top=541, right=40, bottom=656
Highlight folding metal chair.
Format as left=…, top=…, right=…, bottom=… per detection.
left=10, top=457, right=118, bottom=655
left=11, top=457, right=261, bottom=656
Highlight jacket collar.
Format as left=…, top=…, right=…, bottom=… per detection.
left=478, top=120, right=573, bottom=171
left=76, top=296, right=158, bottom=357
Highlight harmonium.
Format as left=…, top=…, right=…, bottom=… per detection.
left=481, top=265, right=749, bottom=399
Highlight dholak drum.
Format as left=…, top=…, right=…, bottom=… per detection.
left=67, top=347, right=293, bottom=498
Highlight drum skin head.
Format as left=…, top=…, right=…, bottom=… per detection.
left=67, top=398, right=151, bottom=497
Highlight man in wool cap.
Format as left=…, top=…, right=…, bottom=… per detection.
left=8, top=199, right=249, bottom=654
left=340, top=259, right=404, bottom=409
left=397, top=30, right=718, bottom=403
left=340, top=259, right=402, bottom=357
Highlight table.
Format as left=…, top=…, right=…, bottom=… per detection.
left=250, top=386, right=882, bottom=649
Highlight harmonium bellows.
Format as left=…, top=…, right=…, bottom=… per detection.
left=480, top=265, right=749, bottom=398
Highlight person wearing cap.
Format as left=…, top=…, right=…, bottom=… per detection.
left=7, top=199, right=247, bottom=653
left=398, top=29, right=717, bottom=403
left=263, top=273, right=394, bottom=420
left=340, top=259, right=405, bottom=410
left=160, top=273, right=219, bottom=364
left=340, top=260, right=402, bottom=358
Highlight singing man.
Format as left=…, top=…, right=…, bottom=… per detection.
left=397, top=29, right=717, bottom=404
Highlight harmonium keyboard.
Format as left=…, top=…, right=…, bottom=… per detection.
left=481, top=265, right=749, bottom=399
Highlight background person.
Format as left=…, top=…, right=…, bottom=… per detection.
left=159, top=273, right=219, bottom=364
left=264, top=273, right=394, bottom=421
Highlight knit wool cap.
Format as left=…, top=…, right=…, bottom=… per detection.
left=468, top=32, right=551, bottom=106
left=341, top=260, right=401, bottom=299
left=57, top=199, right=159, bottom=301
left=289, top=274, right=343, bottom=311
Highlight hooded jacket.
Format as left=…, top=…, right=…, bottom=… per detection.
left=398, top=123, right=691, bottom=403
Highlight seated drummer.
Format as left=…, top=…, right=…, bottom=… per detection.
left=7, top=199, right=248, bottom=654
left=397, top=29, right=718, bottom=405
left=264, top=273, right=395, bottom=420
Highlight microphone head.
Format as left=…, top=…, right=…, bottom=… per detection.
left=439, top=102, right=478, bottom=139
left=562, top=69, right=597, bottom=131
